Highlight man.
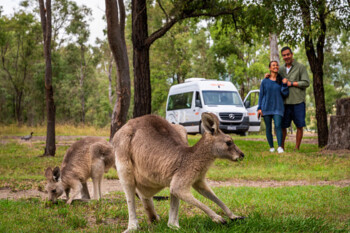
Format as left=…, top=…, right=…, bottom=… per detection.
left=279, top=46, right=310, bottom=150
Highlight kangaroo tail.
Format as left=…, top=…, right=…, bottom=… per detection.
left=90, top=141, right=115, bottom=168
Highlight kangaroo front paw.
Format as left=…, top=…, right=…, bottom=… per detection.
left=124, top=222, right=139, bottom=233
left=168, top=223, right=180, bottom=230
left=231, top=216, right=246, bottom=221
left=213, top=215, right=227, bottom=224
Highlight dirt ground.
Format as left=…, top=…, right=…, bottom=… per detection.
left=1, top=178, right=350, bottom=201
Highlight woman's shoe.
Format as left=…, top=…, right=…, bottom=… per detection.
left=269, top=148, right=275, bottom=152
left=277, top=147, right=284, bottom=153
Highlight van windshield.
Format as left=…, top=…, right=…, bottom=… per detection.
left=202, top=91, right=243, bottom=106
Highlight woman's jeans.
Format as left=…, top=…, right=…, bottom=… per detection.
left=263, top=115, right=283, bottom=148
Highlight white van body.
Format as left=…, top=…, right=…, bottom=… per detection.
left=166, top=78, right=261, bottom=135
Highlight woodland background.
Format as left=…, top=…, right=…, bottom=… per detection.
left=0, top=0, right=349, bottom=134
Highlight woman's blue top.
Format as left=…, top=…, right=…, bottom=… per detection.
left=257, top=78, right=289, bottom=116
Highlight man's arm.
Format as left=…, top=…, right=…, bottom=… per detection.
left=294, top=65, right=310, bottom=88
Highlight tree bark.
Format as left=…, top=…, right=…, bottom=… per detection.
left=269, top=33, right=279, bottom=63
left=108, top=54, right=114, bottom=105
left=39, top=0, right=56, bottom=156
left=298, top=0, right=328, bottom=147
left=326, top=98, right=350, bottom=150
left=105, top=0, right=131, bottom=140
left=132, top=0, right=152, bottom=117
left=80, top=44, right=86, bottom=124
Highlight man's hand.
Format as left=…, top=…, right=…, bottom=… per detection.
left=257, top=110, right=262, bottom=119
left=287, top=81, right=292, bottom=86
left=264, top=73, right=270, bottom=79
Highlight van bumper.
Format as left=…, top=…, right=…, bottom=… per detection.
left=219, top=116, right=250, bottom=134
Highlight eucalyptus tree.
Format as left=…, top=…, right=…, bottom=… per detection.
left=131, top=0, right=245, bottom=117
left=105, top=0, right=131, bottom=140
left=65, top=2, right=92, bottom=124
left=39, top=0, right=56, bottom=156
left=209, top=18, right=269, bottom=98
left=0, top=12, right=42, bottom=123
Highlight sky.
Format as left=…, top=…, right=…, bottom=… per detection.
left=1, top=0, right=106, bottom=45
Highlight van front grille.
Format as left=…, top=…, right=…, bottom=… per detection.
left=219, top=112, right=243, bottom=121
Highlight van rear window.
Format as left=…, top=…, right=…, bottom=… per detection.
left=167, top=92, right=193, bottom=110
left=202, top=91, right=243, bottom=106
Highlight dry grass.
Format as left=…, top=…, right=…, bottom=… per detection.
left=0, top=124, right=110, bottom=137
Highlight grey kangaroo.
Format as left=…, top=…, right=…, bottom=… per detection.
left=45, top=137, right=115, bottom=204
left=112, top=113, right=245, bottom=232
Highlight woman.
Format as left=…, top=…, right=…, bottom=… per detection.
left=257, top=61, right=289, bottom=153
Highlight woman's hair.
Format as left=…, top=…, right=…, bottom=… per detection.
left=269, top=60, right=279, bottom=68
left=268, top=60, right=283, bottom=85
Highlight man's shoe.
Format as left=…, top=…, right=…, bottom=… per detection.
left=269, top=148, right=275, bottom=152
left=277, top=147, right=284, bottom=153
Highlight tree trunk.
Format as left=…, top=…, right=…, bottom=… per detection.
left=108, top=54, right=114, bottom=105
left=309, top=64, right=328, bottom=147
left=132, top=0, right=152, bottom=117
left=326, top=98, right=350, bottom=150
left=80, top=44, right=86, bottom=124
left=299, top=0, right=328, bottom=147
left=15, top=90, right=23, bottom=123
left=39, top=0, right=56, bottom=156
left=269, top=33, right=279, bottom=63
left=105, top=0, right=131, bottom=140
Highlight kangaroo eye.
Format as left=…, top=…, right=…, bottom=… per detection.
left=226, top=141, right=233, bottom=147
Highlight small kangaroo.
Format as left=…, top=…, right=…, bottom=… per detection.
left=45, top=137, right=115, bottom=204
left=112, top=113, right=245, bottom=232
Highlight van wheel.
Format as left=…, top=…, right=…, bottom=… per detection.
left=239, top=132, right=247, bottom=136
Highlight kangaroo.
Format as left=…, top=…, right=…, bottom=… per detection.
left=111, top=113, right=245, bottom=232
left=45, top=137, right=115, bottom=204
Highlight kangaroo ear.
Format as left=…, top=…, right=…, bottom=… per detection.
left=52, top=166, right=61, bottom=182
left=45, top=167, right=53, bottom=181
left=201, top=112, right=219, bottom=135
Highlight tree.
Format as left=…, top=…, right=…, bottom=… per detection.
left=209, top=18, right=269, bottom=98
left=105, top=0, right=131, bottom=140
left=0, top=12, right=42, bottom=123
left=131, top=0, right=244, bottom=117
left=39, top=0, right=56, bottom=156
left=65, top=2, right=92, bottom=124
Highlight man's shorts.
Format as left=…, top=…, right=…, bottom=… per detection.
left=282, top=102, right=306, bottom=128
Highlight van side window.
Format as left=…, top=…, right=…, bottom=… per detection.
left=167, top=92, right=193, bottom=110
left=195, top=92, right=202, bottom=107
left=245, top=92, right=259, bottom=108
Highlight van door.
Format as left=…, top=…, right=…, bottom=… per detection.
left=244, top=90, right=261, bottom=132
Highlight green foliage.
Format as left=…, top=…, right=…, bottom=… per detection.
left=1, top=0, right=349, bottom=126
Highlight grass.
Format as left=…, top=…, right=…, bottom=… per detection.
left=0, top=126, right=349, bottom=232
left=0, top=186, right=349, bottom=232
left=0, top=124, right=110, bottom=137
left=0, top=133, right=349, bottom=190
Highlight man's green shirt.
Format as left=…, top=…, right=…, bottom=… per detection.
left=279, top=60, right=310, bottom=105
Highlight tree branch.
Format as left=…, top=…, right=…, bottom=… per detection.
left=118, top=0, right=126, bottom=42
left=157, top=0, right=169, bottom=23
left=145, top=8, right=242, bottom=47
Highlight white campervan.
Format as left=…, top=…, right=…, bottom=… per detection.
left=166, top=78, right=261, bottom=135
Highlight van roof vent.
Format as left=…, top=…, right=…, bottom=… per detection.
left=184, top=78, right=206, bottom=83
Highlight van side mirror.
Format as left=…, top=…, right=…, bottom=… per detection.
left=244, top=100, right=250, bottom=108
left=195, top=100, right=202, bottom=108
